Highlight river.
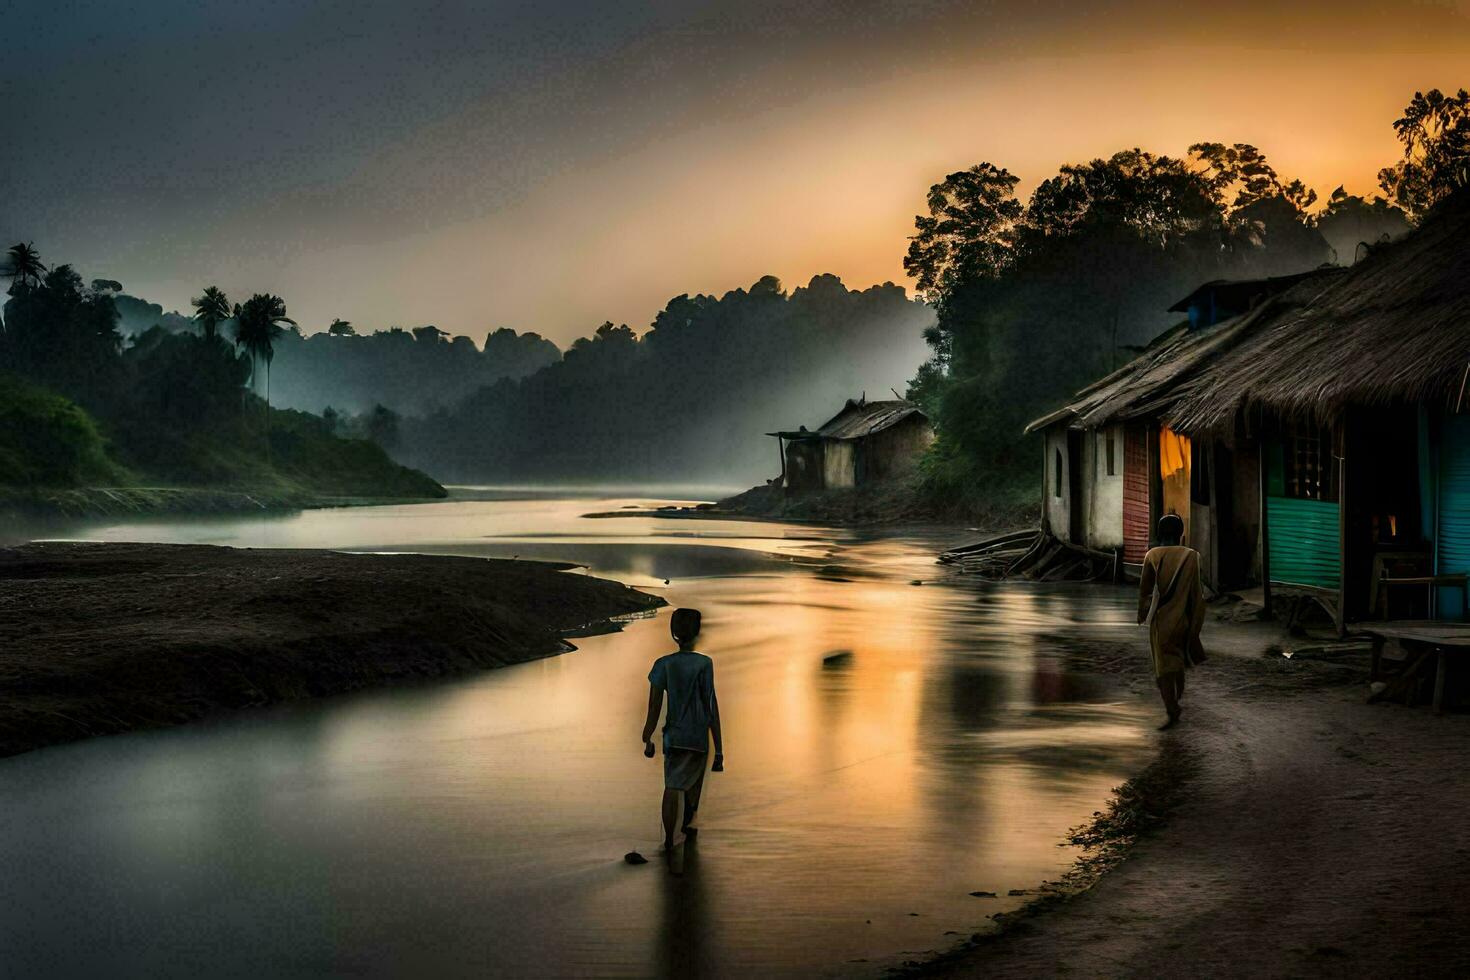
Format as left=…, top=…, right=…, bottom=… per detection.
left=0, top=490, right=1153, bottom=978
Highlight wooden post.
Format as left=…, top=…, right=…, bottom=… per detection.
left=1148, top=424, right=1162, bottom=546
left=1207, top=440, right=1221, bottom=590
left=1434, top=649, right=1448, bottom=715
left=777, top=437, right=787, bottom=488
left=1259, top=436, right=1272, bottom=618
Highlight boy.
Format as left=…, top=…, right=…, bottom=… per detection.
left=641, top=608, right=723, bottom=851
left=1137, top=513, right=1206, bottom=729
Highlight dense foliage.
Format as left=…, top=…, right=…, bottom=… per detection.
left=1377, top=88, right=1470, bottom=221
left=102, top=296, right=561, bottom=417
left=397, top=275, right=933, bottom=485
left=5, top=86, right=1458, bottom=511
left=0, top=253, right=443, bottom=498
left=0, top=374, right=120, bottom=487
left=900, top=86, right=1460, bottom=513
left=268, top=325, right=560, bottom=416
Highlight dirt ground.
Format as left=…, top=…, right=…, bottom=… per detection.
left=911, top=613, right=1470, bottom=980
left=0, top=542, right=662, bottom=758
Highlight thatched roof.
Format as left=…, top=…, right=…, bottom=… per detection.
left=1166, top=195, right=1470, bottom=434
left=1166, top=271, right=1325, bottom=313
left=769, top=399, right=926, bottom=441
left=1023, top=272, right=1343, bottom=435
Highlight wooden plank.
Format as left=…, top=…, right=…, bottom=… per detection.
left=1358, top=622, right=1470, bottom=646
left=1123, top=423, right=1150, bottom=563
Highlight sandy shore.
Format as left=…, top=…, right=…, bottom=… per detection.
left=0, top=542, right=663, bottom=758
left=903, top=611, right=1470, bottom=979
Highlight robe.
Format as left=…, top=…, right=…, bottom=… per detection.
left=1137, top=545, right=1205, bottom=677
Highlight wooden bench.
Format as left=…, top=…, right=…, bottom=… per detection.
left=1359, top=621, right=1470, bottom=715
left=1375, top=573, right=1469, bottom=621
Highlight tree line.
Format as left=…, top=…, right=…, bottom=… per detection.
left=0, top=255, right=441, bottom=496
left=396, top=274, right=934, bottom=485
left=901, top=87, right=1465, bottom=511
left=266, top=324, right=560, bottom=418
left=5, top=86, right=1461, bottom=501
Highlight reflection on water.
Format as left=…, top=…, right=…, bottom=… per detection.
left=0, top=492, right=1153, bottom=978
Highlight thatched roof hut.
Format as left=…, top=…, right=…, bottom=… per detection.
left=1027, top=307, right=1266, bottom=435
left=768, top=398, right=933, bottom=490
left=1024, top=268, right=1346, bottom=436
left=1165, top=195, right=1470, bottom=434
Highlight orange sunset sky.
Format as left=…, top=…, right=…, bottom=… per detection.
left=6, top=0, right=1469, bottom=344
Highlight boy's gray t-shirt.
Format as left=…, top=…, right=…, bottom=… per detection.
left=648, top=651, right=715, bottom=753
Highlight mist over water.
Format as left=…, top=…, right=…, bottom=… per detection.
left=389, top=276, right=935, bottom=488
left=3, top=494, right=1153, bottom=977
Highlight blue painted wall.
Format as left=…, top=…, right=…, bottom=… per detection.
left=1436, top=413, right=1470, bottom=619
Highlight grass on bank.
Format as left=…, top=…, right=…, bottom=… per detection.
left=0, top=373, right=444, bottom=502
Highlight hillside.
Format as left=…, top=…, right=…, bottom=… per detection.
left=0, top=373, right=444, bottom=510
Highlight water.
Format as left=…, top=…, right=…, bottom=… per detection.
left=0, top=491, right=1153, bottom=978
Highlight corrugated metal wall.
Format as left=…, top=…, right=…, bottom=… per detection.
left=1266, top=497, right=1341, bottom=589
left=1436, top=414, right=1470, bottom=618
left=1123, top=424, right=1150, bottom=563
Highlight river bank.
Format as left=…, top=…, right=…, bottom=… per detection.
left=899, top=612, right=1470, bottom=979
left=0, top=542, right=663, bottom=758
left=584, top=481, right=1034, bottom=531
left=0, top=486, right=455, bottom=533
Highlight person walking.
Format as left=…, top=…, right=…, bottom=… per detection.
left=1137, top=514, right=1206, bottom=729
left=641, top=608, right=723, bottom=853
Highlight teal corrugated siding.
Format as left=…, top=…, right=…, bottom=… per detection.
left=1437, top=415, right=1470, bottom=618
left=1267, top=496, right=1340, bottom=589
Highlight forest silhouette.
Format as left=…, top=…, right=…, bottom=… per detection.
left=0, top=262, right=442, bottom=498
left=3, top=87, right=1462, bottom=507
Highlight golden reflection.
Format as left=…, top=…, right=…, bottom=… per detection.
left=28, top=496, right=1159, bottom=976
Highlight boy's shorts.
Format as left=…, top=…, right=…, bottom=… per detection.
left=663, top=748, right=708, bottom=794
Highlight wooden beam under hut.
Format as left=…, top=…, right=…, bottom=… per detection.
left=939, top=529, right=1117, bottom=582
left=938, top=530, right=1040, bottom=577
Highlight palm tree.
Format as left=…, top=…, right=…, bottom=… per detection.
left=4, top=242, right=46, bottom=294
left=191, top=286, right=231, bottom=343
left=232, top=293, right=295, bottom=412
left=327, top=317, right=355, bottom=337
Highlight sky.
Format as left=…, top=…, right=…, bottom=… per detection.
left=4, top=0, right=1469, bottom=346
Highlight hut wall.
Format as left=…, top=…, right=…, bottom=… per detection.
left=1087, top=425, right=1125, bottom=550
left=1229, top=441, right=1263, bottom=585
left=1266, top=498, right=1341, bottom=589
left=784, top=441, right=824, bottom=492
left=824, top=440, right=857, bottom=488
left=1190, top=442, right=1213, bottom=585
left=1264, top=435, right=1341, bottom=590
left=1078, top=428, right=1096, bottom=546
left=1436, top=413, right=1470, bottom=618
left=863, top=416, right=935, bottom=483
left=1043, top=425, right=1074, bottom=542
left=1122, top=424, right=1151, bottom=563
